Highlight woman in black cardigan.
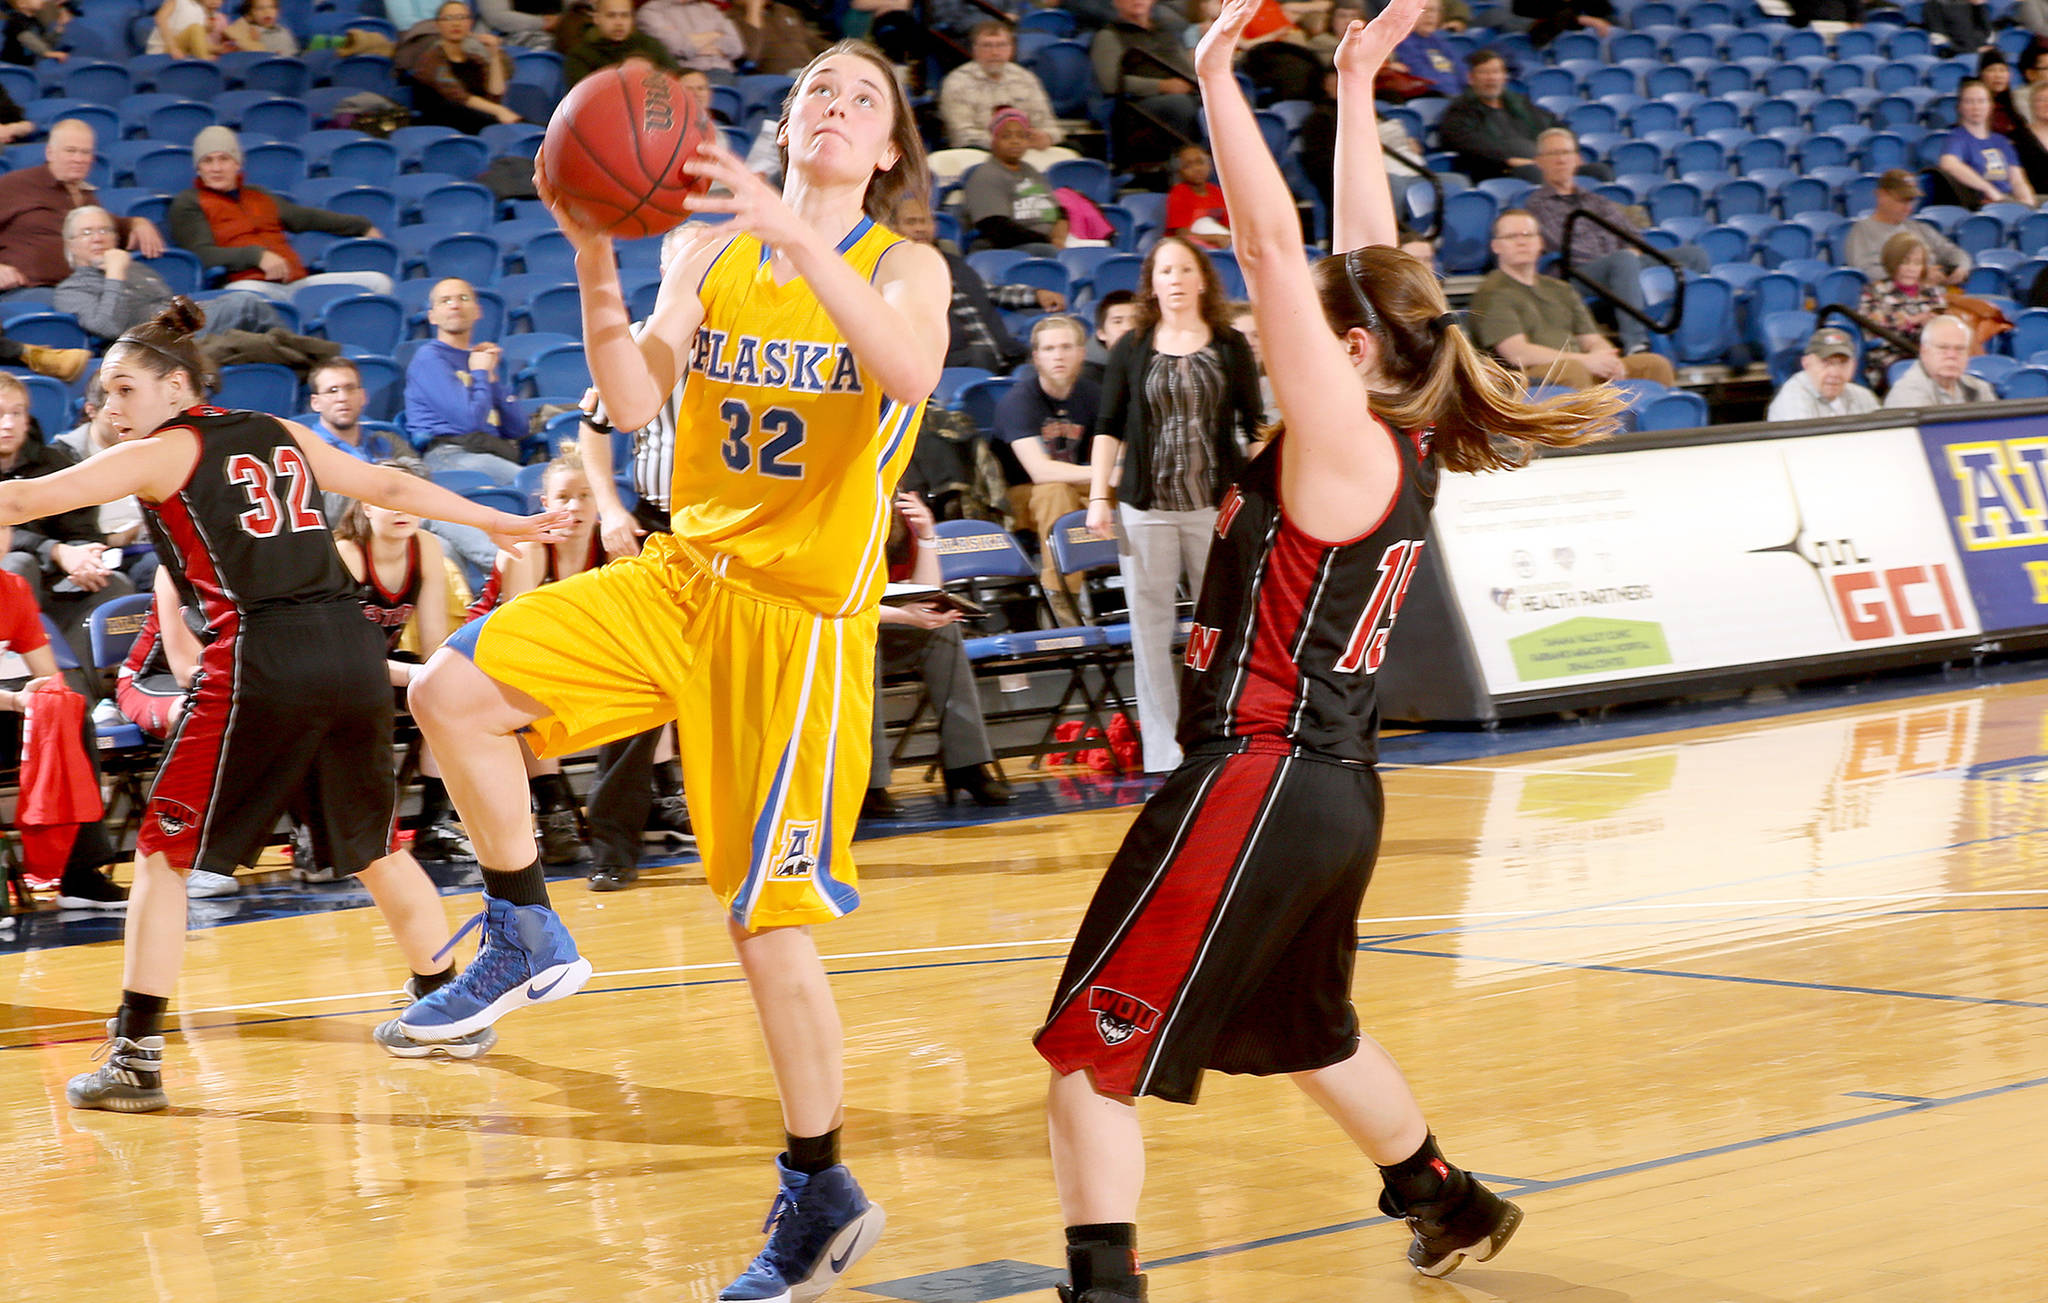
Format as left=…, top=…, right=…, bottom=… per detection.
left=1086, top=234, right=1265, bottom=773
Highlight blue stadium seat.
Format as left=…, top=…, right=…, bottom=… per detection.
left=130, top=145, right=196, bottom=193
left=1814, top=267, right=1868, bottom=310
left=1637, top=390, right=1709, bottom=431
left=5, top=313, right=91, bottom=350
left=935, top=367, right=994, bottom=408
left=1777, top=177, right=1831, bottom=217
left=1761, top=309, right=1817, bottom=384
left=1969, top=354, right=2020, bottom=388
left=1028, top=41, right=1098, bottom=119
left=323, top=187, right=400, bottom=230
left=408, top=181, right=497, bottom=231
left=514, top=230, right=575, bottom=279
left=62, top=61, right=133, bottom=104
left=515, top=283, right=583, bottom=336
left=155, top=59, right=224, bottom=100
left=1088, top=253, right=1145, bottom=298
left=330, top=54, right=396, bottom=94
left=479, top=122, right=546, bottom=160
left=1648, top=181, right=1704, bottom=223
left=240, top=98, right=311, bottom=142
left=350, top=354, right=402, bottom=424
left=1666, top=277, right=1737, bottom=365
left=519, top=343, right=590, bottom=397
left=1999, top=366, right=2048, bottom=399
left=1439, top=190, right=1497, bottom=276
left=317, top=237, right=400, bottom=278
left=326, top=137, right=402, bottom=186
left=216, top=363, right=299, bottom=413
left=421, top=136, right=490, bottom=180
left=318, top=294, right=405, bottom=354
left=242, top=141, right=309, bottom=192
left=2010, top=309, right=2048, bottom=361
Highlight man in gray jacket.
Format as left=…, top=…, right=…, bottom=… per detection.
left=1845, top=171, right=1972, bottom=286
left=1767, top=328, right=1882, bottom=421
left=54, top=206, right=283, bottom=342
left=1883, top=315, right=1998, bottom=407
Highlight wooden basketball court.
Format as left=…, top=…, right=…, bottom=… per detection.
left=5, top=675, right=2046, bottom=1302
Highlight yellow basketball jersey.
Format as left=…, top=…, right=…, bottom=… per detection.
left=668, top=218, right=925, bottom=616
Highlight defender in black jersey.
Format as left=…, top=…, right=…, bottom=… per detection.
left=0, top=300, right=566, bottom=1113
left=1034, top=5, right=1624, bottom=1297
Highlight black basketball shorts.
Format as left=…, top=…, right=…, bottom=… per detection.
left=1034, top=736, right=1386, bottom=1105
left=140, top=604, right=398, bottom=876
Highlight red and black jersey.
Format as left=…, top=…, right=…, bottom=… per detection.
left=142, top=406, right=361, bottom=638
left=359, top=534, right=422, bottom=652
left=1178, top=419, right=1437, bottom=766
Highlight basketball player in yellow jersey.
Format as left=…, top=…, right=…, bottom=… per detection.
left=400, top=40, right=949, bottom=1303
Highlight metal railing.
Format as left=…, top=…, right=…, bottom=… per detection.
left=1559, top=204, right=1686, bottom=337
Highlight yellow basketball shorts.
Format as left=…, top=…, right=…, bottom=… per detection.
left=453, top=534, right=878, bottom=929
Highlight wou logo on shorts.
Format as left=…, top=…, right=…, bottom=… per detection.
left=1089, top=987, right=1162, bottom=1046
left=769, top=823, right=819, bottom=879
left=152, top=799, right=199, bottom=838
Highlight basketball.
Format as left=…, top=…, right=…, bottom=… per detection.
left=539, top=58, right=717, bottom=240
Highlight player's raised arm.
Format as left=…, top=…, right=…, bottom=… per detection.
left=683, top=140, right=950, bottom=407
left=1332, top=0, right=1422, bottom=253
left=283, top=421, right=570, bottom=551
left=0, top=431, right=193, bottom=525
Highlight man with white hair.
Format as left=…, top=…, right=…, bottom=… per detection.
left=1768, top=327, right=1881, bottom=421
left=1883, top=315, right=1998, bottom=406
left=56, top=206, right=285, bottom=341
left=0, top=120, right=165, bottom=293
left=167, top=126, right=393, bottom=303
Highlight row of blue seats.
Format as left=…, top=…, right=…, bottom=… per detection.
left=0, top=53, right=400, bottom=110
left=1525, top=22, right=2027, bottom=68
left=1524, top=51, right=1988, bottom=102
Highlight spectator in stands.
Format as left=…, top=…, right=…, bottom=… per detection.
left=638, top=0, right=743, bottom=81
left=0, top=121, right=167, bottom=294
left=0, top=78, right=29, bottom=144
left=961, top=107, right=1068, bottom=253
left=1925, top=0, right=1995, bottom=54
left=2, top=0, right=66, bottom=64
left=225, top=0, right=299, bottom=54
left=409, top=1, right=527, bottom=130
left=405, top=278, right=527, bottom=482
left=1517, top=0, right=1611, bottom=48
left=1767, top=328, right=1880, bottom=421
left=52, top=377, right=157, bottom=597
left=565, top=0, right=682, bottom=86
left=1884, top=314, right=1998, bottom=406
left=1441, top=50, right=1611, bottom=184
left=1526, top=128, right=1710, bottom=358
left=2018, top=40, right=2048, bottom=120
left=1228, top=300, right=1277, bottom=426
left=58, top=206, right=284, bottom=342
left=1471, top=209, right=1677, bottom=389
left=169, top=128, right=394, bottom=304
left=894, top=191, right=1059, bottom=373
left=1092, top=0, right=1201, bottom=171
left=475, top=0, right=562, bottom=49
left=309, top=357, right=499, bottom=590
left=1085, top=235, right=1262, bottom=774
left=0, top=376, right=136, bottom=675
left=1165, top=144, right=1231, bottom=249
left=2013, top=79, right=2048, bottom=192
left=147, top=0, right=227, bottom=56
left=1860, top=232, right=1955, bottom=388
left=730, top=0, right=825, bottom=74
left=1980, top=51, right=2023, bottom=135
left=1847, top=170, right=1972, bottom=285
left=1304, top=2, right=1362, bottom=60
left=2020, top=5, right=2048, bottom=38
left=940, top=21, right=1064, bottom=150
left=864, top=490, right=1010, bottom=819
left=1392, top=0, right=1463, bottom=97
left=1937, top=79, right=2038, bottom=209
left=993, top=316, right=1100, bottom=626
left=1082, top=288, right=1138, bottom=384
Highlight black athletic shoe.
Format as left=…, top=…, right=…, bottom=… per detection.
left=1057, top=1277, right=1147, bottom=1302
left=412, top=819, right=476, bottom=863
left=588, top=863, right=639, bottom=892
left=1379, top=1171, right=1523, bottom=1278
left=537, top=808, right=588, bottom=866
left=859, top=787, right=902, bottom=820
left=643, top=794, right=694, bottom=844
left=54, top=868, right=128, bottom=911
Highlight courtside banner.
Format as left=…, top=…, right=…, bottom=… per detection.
left=1916, top=413, right=2048, bottom=633
left=1432, top=428, right=1980, bottom=694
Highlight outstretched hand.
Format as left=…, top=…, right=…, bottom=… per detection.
left=490, top=508, right=576, bottom=553
left=1194, top=0, right=1260, bottom=80
left=681, top=141, right=810, bottom=251
left=1335, top=0, right=1425, bottom=82
left=533, top=145, right=614, bottom=252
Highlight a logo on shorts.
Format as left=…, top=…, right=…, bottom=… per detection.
left=769, top=823, right=819, bottom=879
left=152, top=799, right=198, bottom=838
left=1088, top=986, right=1162, bottom=1046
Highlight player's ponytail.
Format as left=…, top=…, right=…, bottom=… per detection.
left=110, top=296, right=218, bottom=399
left=1311, top=247, right=1623, bottom=472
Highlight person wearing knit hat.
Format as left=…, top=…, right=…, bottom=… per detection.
left=958, top=103, right=1068, bottom=253
left=164, top=126, right=397, bottom=304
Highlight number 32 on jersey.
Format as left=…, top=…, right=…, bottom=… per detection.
left=719, top=399, right=808, bottom=479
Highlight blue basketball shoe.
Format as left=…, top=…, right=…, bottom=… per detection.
left=396, top=896, right=592, bottom=1042
left=719, top=1157, right=887, bottom=1302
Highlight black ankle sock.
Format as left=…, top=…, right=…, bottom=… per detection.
left=1065, top=1223, right=1139, bottom=1293
left=115, top=992, right=168, bottom=1042
left=1378, top=1132, right=1454, bottom=1208
left=482, top=859, right=549, bottom=908
left=785, top=1127, right=840, bottom=1175
left=416, top=777, right=451, bottom=827
left=411, top=963, right=457, bottom=996
left=652, top=759, right=683, bottom=798
left=530, top=773, right=575, bottom=814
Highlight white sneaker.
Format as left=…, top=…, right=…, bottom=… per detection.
left=186, top=869, right=240, bottom=899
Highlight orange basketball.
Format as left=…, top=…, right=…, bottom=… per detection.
left=539, top=59, right=717, bottom=240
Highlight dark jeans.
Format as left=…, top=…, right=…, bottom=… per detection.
left=869, top=622, right=994, bottom=789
